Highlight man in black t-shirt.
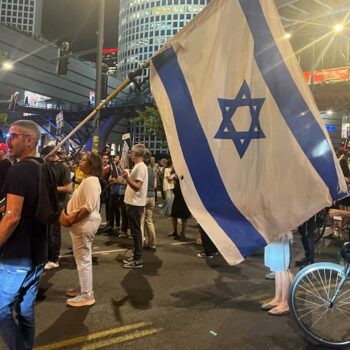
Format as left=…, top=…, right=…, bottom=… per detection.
left=0, top=120, right=47, bottom=350
left=40, top=146, right=72, bottom=271
left=0, top=143, right=12, bottom=197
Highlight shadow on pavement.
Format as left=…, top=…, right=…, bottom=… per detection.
left=111, top=251, right=162, bottom=323
left=37, top=272, right=54, bottom=303
left=170, top=277, right=269, bottom=313
left=35, top=307, right=90, bottom=349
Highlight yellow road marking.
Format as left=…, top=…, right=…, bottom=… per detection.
left=171, top=241, right=194, bottom=246
left=60, top=248, right=127, bottom=258
left=35, top=322, right=153, bottom=350
left=80, top=328, right=161, bottom=350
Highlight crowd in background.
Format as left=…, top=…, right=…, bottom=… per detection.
left=2, top=119, right=350, bottom=350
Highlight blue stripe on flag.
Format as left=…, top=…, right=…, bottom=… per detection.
left=239, top=0, right=345, bottom=201
left=152, top=48, right=266, bottom=257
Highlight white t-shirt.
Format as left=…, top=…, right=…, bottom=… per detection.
left=67, top=176, right=101, bottom=218
left=163, top=167, right=174, bottom=191
left=124, top=162, right=148, bottom=206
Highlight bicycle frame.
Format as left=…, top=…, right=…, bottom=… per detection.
left=328, top=263, right=350, bottom=307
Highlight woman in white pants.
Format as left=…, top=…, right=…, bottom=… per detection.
left=160, top=159, right=174, bottom=216
left=60, top=152, right=102, bottom=307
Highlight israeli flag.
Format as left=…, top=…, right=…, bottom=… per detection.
left=150, top=0, right=348, bottom=264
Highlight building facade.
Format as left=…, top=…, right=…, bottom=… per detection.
left=0, top=0, right=42, bottom=36
left=118, top=0, right=209, bottom=154
left=118, top=0, right=209, bottom=81
left=129, top=122, right=168, bottom=156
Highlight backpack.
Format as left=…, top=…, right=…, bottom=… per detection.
left=23, top=158, right=60, bottom=225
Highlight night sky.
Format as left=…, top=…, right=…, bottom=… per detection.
left=42, top=0, right=120, bottom=60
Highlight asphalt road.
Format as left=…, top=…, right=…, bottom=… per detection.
left=0, top=207, right=344, bottom=350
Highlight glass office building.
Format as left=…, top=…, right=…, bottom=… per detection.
left=118, top=0, right=209, bottom=155
left=118, top=0, right=209, bottom=80
left=0, top=0, right=42, bottom=36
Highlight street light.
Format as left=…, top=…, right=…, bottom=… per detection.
left=284, top=32, right=292, bottom=40
left=92, top=0, right=105, bottom=154
left=334, top=24, right=344, bottom=32
left=2, top=60, right=14, bottom=71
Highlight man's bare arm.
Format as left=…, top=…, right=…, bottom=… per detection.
left=122, top=170, right=143, bottom=192
left=57, top=182, right=73, bottom=193
left=329, top=208, right=350, bottom=218
left=0, top=194, right=23, bottom=247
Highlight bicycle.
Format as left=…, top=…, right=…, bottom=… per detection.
left=289, top=241, right=350, bottom=347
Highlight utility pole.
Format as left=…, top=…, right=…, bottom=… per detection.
left=92, top=0, right=105, bottom=154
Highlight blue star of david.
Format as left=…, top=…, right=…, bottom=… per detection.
left=214, top=80, right=266, bottom=158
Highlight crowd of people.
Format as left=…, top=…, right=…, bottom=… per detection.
left=0, top=119, right=349, bottom=349
left=0, top=120, right=218, bottom=350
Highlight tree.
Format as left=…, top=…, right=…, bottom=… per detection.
left=130, top=105, right=167, bottom=146
left=0, top=113, right=8, bottom=141
left=0, top=50, right=8, bottom=65
left=0, top=113, right=8, bottom=126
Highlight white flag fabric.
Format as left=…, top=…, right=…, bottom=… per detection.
left=150, top=0, right=348, bottom=265
left=120, top=141, right=130, bottom=170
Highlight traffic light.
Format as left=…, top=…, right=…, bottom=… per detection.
left=56, top=42, right=69, bottom=75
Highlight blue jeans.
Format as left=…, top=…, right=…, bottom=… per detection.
left=0, top=263, right=43, bottom=350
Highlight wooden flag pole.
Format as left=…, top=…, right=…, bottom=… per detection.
left=44, top=60, right=150, bottom=160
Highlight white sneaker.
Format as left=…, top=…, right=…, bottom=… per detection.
left=44, top=261, right=59, bottom=271
left=122, top=256, right=134, bottom=264
left=66, top=292, right=95, bottom=307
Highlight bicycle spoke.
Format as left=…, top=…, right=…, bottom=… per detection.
left=335, top=305, right=350, bottom=316
left=297, top=281, right=327, bottom=303
left=290, top=264, right=350, bottom=346
left=298, top=304, right=325, bottom=320
left=336, top=293, right=350, bottom=307
left=337, top=285, right=350, bottom=300
left=317, top=269, right=330, bottom=300
left=295, top=296, right=325, bottom=308
left=296, top=303, right=326, bottom=312
left=327, top=269, right=337, bottom=298
left=322, top=269, right=330, bottom=300
left=310, top=308, right=330, bottom=329
left=307, top=272, right=328, bottom=302
left=337, top=294, right=350, bottom=304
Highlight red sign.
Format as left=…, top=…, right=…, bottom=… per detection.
left=103, top=48, right=119, bottom=54
left=304, top=66, right=350, bottom=85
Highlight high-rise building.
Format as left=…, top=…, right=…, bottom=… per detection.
left=118, top=0, right=209, bottom=81
left=118, top=0, right=210, bottom=155
left=0, top=0, right=42, bottom=36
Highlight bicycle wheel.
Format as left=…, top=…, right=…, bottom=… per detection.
left=289, top=262, right=350, bottom=347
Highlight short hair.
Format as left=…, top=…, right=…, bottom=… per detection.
left=40, top=145, right=60, bottom=157
left=143, top=149, right=152, bottom=165
left=166, top=159, right=173, bottom=167
left=85, top=152, right=103, bottom=178
left=11, top=120, right=41, bottom=145
left=132, top=143, right=145, bottom=157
